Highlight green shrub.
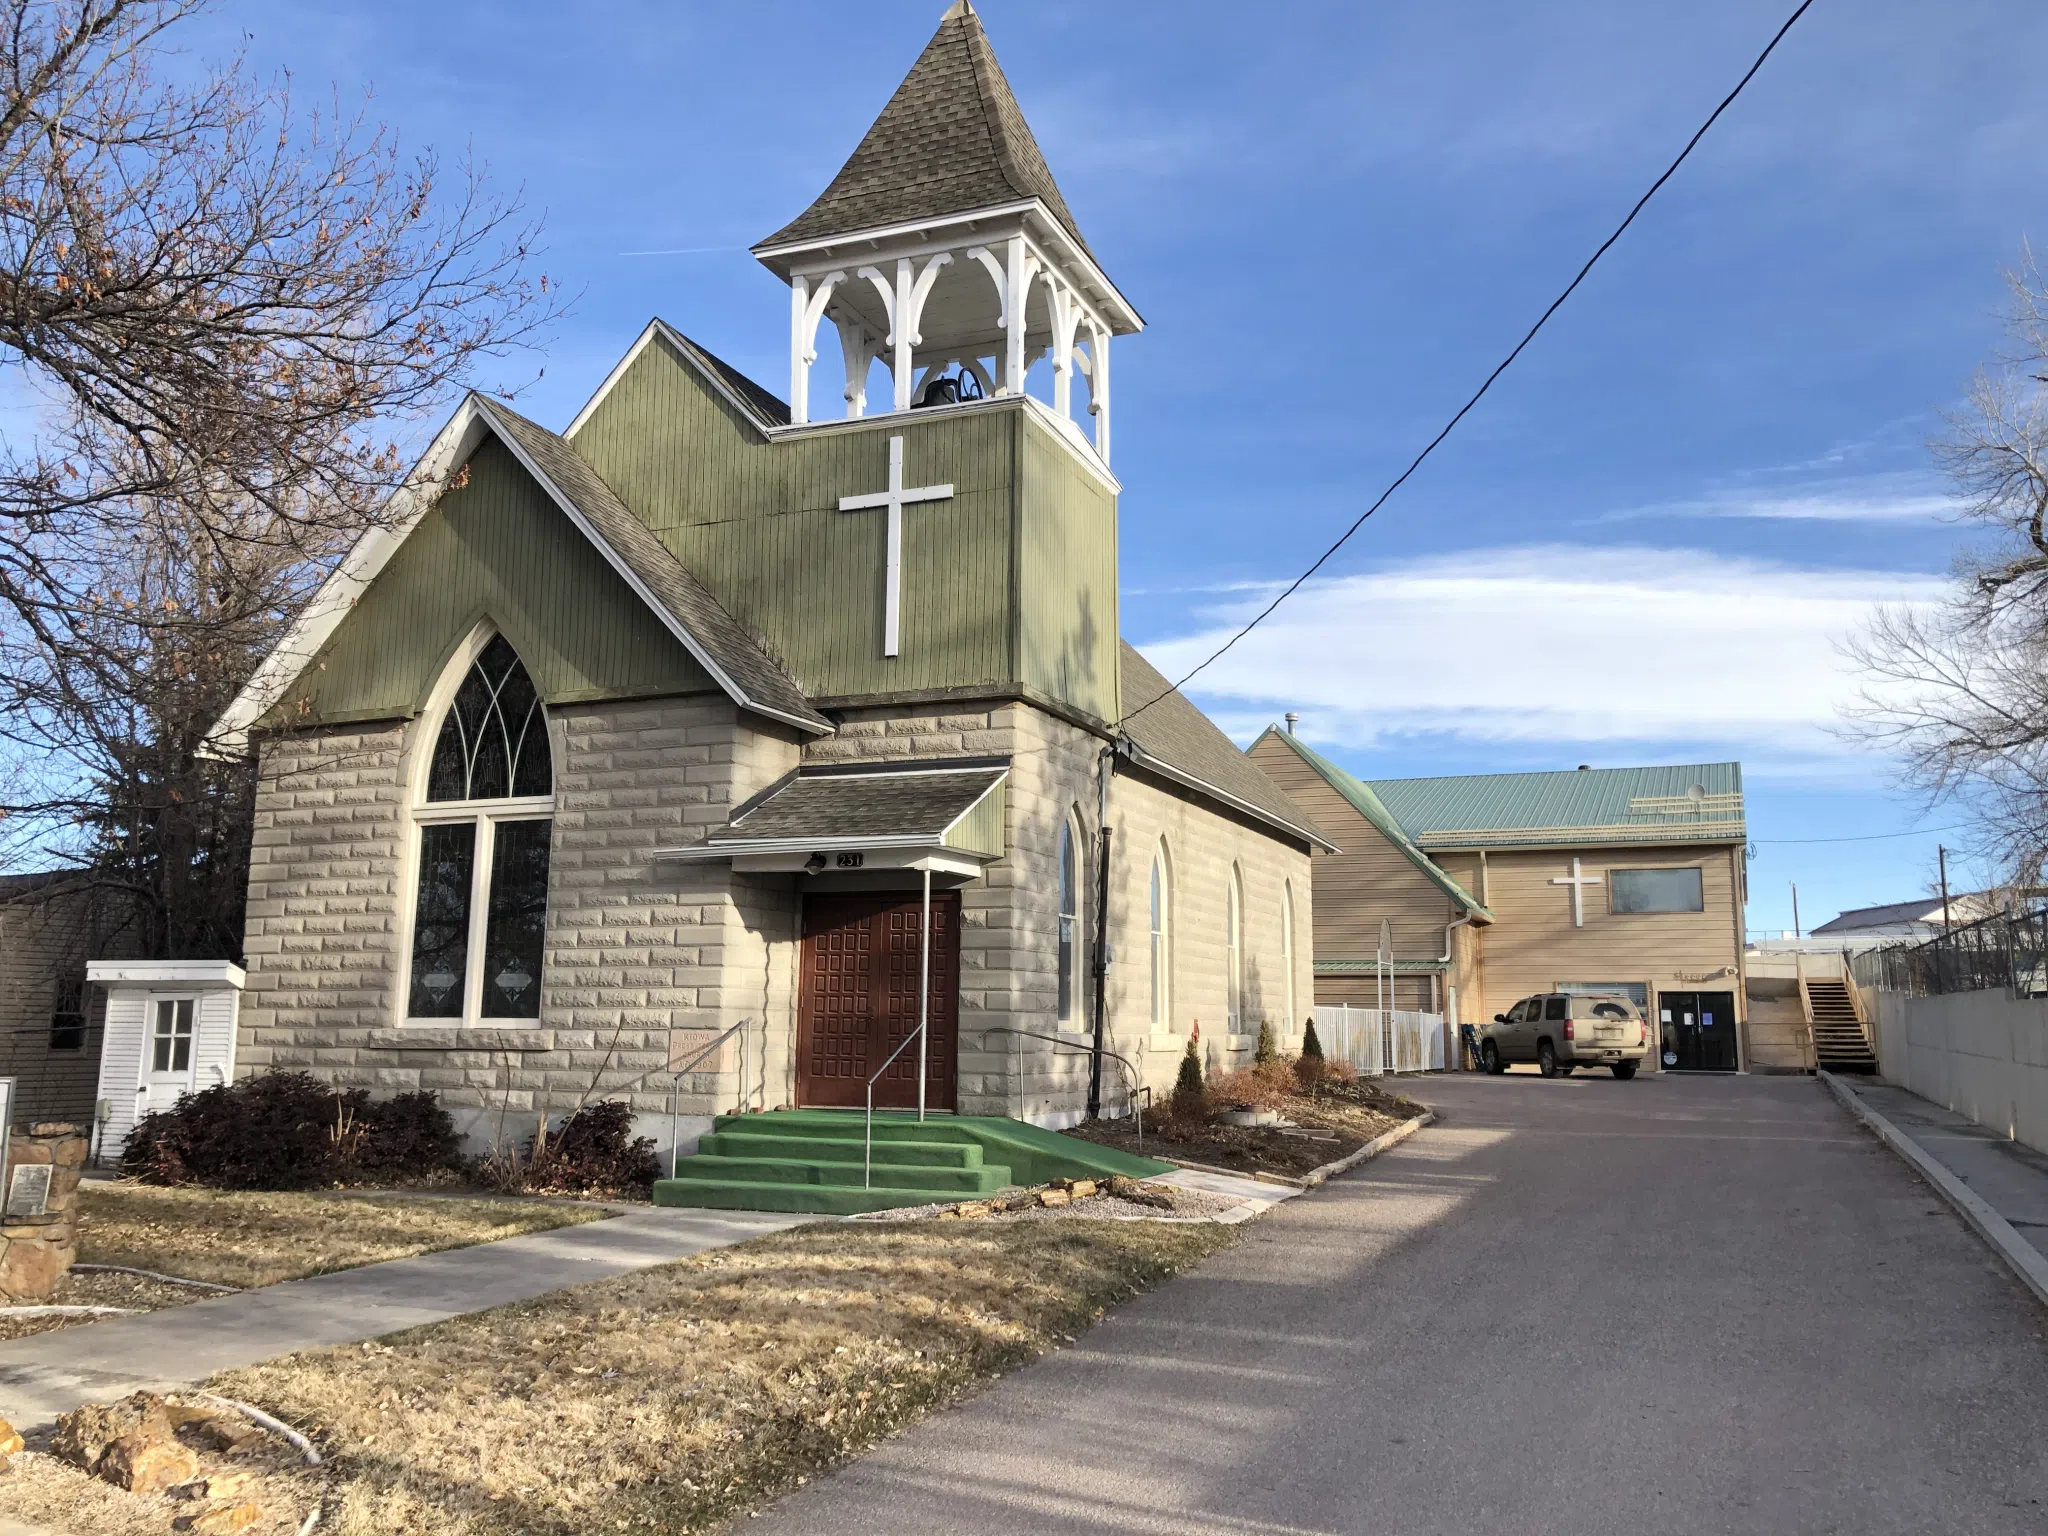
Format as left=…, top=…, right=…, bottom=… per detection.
left=122, top=1072, right=461, bottom=1190
left=1254, top=1022, right=1277, bottom=1065
left=1170, top=1037, right=1206, bottom=1119
left=1300, top=1019, right=1324, bottom=1062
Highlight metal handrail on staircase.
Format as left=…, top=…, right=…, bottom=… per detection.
left=864, top=1022, right=928, bottom=1188
left=982, top=1026, right=1150, bottom=1151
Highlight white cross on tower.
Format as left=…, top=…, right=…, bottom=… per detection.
left=1550, top=856, right=1603, bottom=927
left=838, top=435, right=954, bottom=658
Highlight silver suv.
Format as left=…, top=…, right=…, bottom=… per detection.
left=1479, top=993, right=1649, bottom=1079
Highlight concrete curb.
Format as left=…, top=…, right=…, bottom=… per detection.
left=1820, top=1070, right=2048, bottom=1312
left=1295, top=1111, right=1435, bottom=1189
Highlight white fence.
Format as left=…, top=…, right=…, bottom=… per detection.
left=1310, top=1004, right=1446, bottom=1076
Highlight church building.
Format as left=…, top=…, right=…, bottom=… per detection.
left=211, top=2, right=1326, bottom=1167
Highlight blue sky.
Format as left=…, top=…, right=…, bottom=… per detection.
left=197, top=0, right=2048, bottom=934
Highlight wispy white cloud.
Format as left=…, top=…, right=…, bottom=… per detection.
left=1591, top=475, right=1958, bottom=525
left=1138, top=546, right=1946, bottom=769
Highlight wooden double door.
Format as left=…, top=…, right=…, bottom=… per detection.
left=796, top=892, right=959, bottom=1110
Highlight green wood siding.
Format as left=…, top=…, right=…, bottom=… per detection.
left=1017, top=414, right=1119, bottom=723
left=259, top=435, right=715, bottom=730
left=944, top=781, right=1006, bottom=857
left=571, top=332, right=1117, bottom=714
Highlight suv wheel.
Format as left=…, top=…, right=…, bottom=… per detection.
left=1537, top=1040, right=1559, bottom=1078
left=1611, top=1060, right=1639, bottom=1081
left=1481, top=1039, right=1503, bottom=1075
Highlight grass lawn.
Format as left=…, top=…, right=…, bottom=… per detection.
left=75, top=1183, right=610, bottom=1289
left=201, top=1217, right=1235, bottom=1534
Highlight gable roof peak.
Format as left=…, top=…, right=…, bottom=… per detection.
left=756, top=3, right=1094, bottom=261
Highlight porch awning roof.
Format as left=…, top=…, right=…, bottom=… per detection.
left=655, top=758, right=1008, bottom=865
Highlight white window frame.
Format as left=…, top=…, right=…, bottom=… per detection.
left=1149, top=842, right=1171, bottom=1030
left=145, top=995, right=198, bottom=1078
left=1282, top=879, right=1297, bottom=1032
left=1057, top=812, right=1083, bottom=1025
left=397, top=624, right=557, bottom=1028
left=1225, top=865, right=1244, bottom=1034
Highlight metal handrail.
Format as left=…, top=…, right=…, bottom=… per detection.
left=982, top=1026, right=1149, bottom=1150
left=864, top=1023, right=927, bottom=1188
left=665, top=1020, right=748, bottom=1180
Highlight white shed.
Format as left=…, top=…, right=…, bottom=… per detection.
left=87, top=960, right=246, bottom=1161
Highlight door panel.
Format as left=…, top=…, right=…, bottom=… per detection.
left=796, top=892, right=959, bottom=1110
left=1659, top=990, right=1740, bottom=1072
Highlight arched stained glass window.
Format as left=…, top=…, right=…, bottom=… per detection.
left=426, top=635, right=552, bottom=802
left=408, top=633, right=554, bottom=1024
left=1225, top=866, right=1244, bottom=1033
left=1057, top=817, right=1079, bottom=1024
left=1150, top=845, right=1170, bottom=1029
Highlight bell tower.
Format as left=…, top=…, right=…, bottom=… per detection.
left=752, top=0, right=1141, bottom=461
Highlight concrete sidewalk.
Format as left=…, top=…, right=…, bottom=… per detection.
left=0, top=1205, right=807, bottom=1431
left=1827, top=1074, right=2048, bottom=1303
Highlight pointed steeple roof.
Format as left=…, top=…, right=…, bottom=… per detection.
left=756, top=1, right=1094, bottom=259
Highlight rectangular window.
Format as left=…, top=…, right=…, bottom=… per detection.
left=481, top=818, right=551, bottom=1019
left=151, top=997, right=194, bottom=1073
left=409, top=821, right=477, bottom=1017
left=49, top=975, right=86, bottom=1051
left=1609, top=867, right=1704, bottom=914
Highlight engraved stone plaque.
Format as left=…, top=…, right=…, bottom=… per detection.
left=5, top=1163, right=51, bottom=1218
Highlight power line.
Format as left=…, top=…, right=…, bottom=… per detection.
left=1753, top=824, right=1964, bottom=846
left=1120, top=0, right=1819, bottom=728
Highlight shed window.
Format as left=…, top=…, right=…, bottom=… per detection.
left=1610, top=868, right=1705, bottom=914
left=151, top=998, right=194, bottom=1073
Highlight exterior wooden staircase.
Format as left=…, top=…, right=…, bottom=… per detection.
left=1803, top=976, right=1877, bottom=1073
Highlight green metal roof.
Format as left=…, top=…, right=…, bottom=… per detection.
left=1252, top=728, right=1489, bottom=919
left=1364, top=761, right=1745, bottom=850
left=1315, top=958, right=1449, bottom=975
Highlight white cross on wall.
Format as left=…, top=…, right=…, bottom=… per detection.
left=1550, top=856, right=1603, bottom=927
left=838, top=435, right=954, bottom=658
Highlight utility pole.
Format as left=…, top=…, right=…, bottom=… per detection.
left=1790, top=881, right=1801, bottom=940
left=1939, top=845, right=1954, bottom=939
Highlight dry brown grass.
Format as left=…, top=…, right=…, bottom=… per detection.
left=76, top=1184, right=608, bottom=1288
left=205, top=1217, right=1234, bottom=1535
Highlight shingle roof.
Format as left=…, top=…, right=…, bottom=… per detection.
left=713, top=763, right=1006, bottom=845
left=475, top=397, right=829, bottom=734
left=1365, top=762, right=1746, bottom=849
left=662, top=327, right=791, bottom=427
left=756, top=1, right=1093, bottom=259
left=1118, top=645, right=1331, bottom=849
left=1253, top=728, right=1490, bottom=919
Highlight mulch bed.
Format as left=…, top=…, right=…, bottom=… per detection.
left=1067, top=1078, right=1430, bottom=1179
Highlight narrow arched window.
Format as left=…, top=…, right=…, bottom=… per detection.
left=1149, top=845, right=1171, bottom=1029
left=1282, top=880, right=1298, bottom=1034
left=1057, top=816, right=1080, bottom=1024
left=1225, top=866, right=1244, bottom=1033
left=407, top=633, right=554, bottom=1023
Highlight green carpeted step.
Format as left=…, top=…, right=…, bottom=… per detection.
left=671, top=1153, right=1011, bottom=1194
left=696, top=1131, right=985, bottom=1169
left=705, top=1111, right=1171, bottom=1184
left=652, top=1177, right=948, bottom=1216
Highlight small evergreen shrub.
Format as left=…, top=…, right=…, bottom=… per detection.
left=1170, top=1037, right=1207, bottom=1122
left=1300, top=1019, right=1324, bottom=1062
left=123, top=1072, right=462, bottom=1190
left=1254, top=1022, right=1277, bottom=1065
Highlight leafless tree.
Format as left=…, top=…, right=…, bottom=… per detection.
left=0, top=0, right=566, bottom=952
left=1848, top=251, right=2048, bottom=885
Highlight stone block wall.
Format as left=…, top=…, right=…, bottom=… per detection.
left=238, top=692, right=804, bottom=1155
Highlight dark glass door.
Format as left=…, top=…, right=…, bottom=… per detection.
left=1658, top=990, right=1739, bottom=1072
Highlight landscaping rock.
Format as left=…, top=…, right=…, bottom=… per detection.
left=1069, top=1179, right=1099, bottom=1199
left=1037, top=1189, right=1071, bottom=1208
left=51, top=1391, right=176, bottom=1471
left=0, top=1416, right=23, bottom=1456
left=174, top=1505, right=263, bottom=1534
left=953, top=1201, right=992, bottom=1219
left=0, top=1453, right=12, bottom=1476
left=99, top=1431, right=200, bottom=1492
left=196, top=1415, right=267, bottom=1454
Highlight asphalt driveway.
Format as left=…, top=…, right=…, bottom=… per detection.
left=757, top=1072, right=2048, bottom=1535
